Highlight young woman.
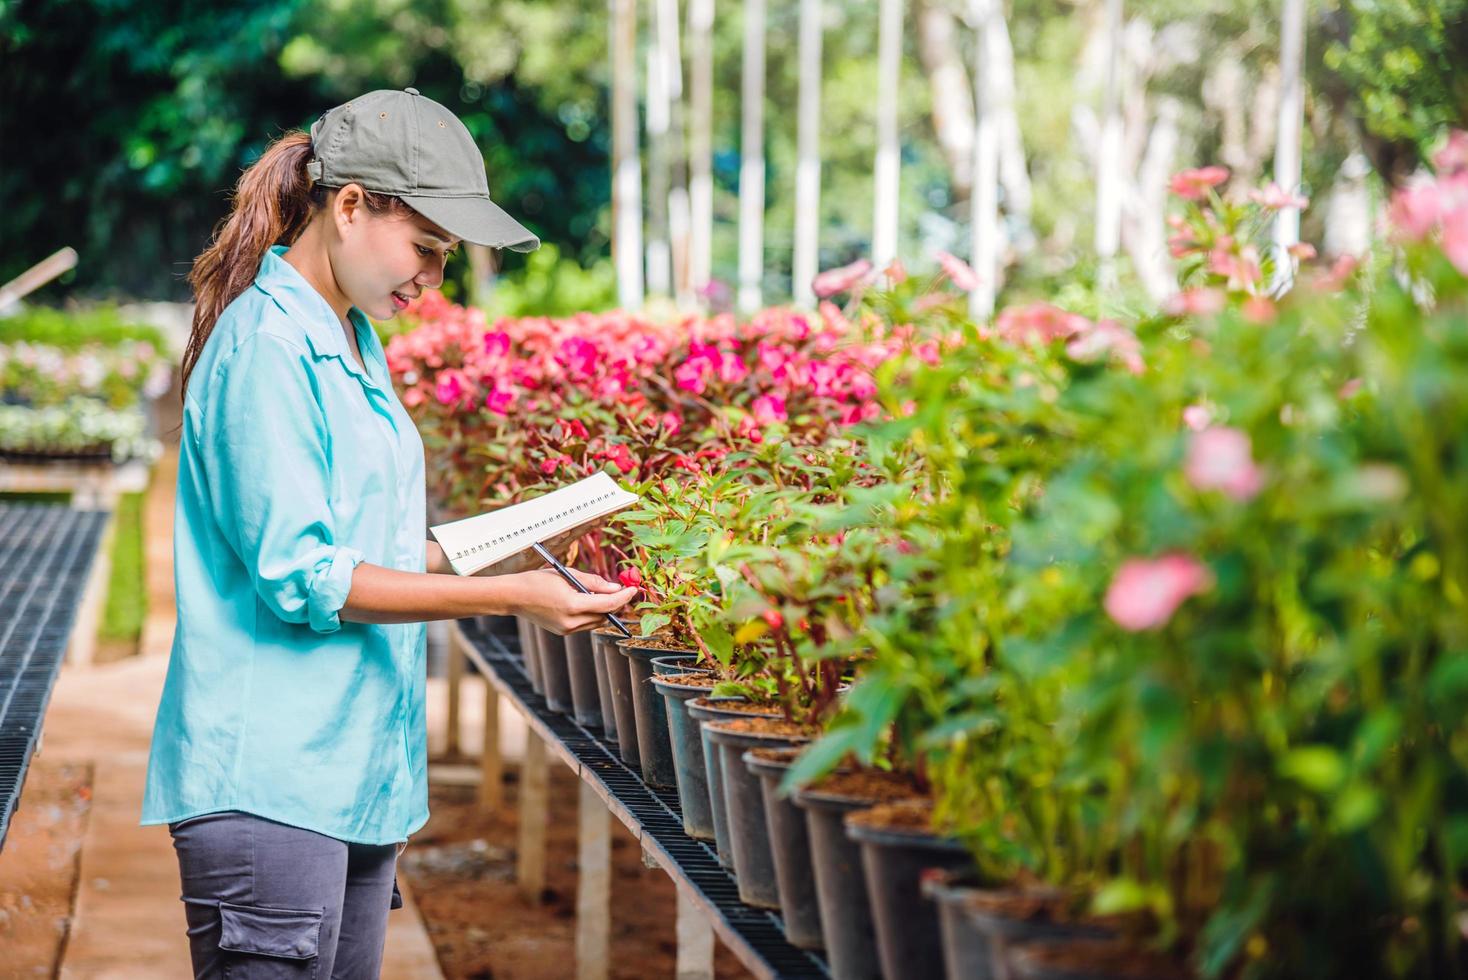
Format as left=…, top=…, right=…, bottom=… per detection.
left=141, top=88, right=637, bottom=978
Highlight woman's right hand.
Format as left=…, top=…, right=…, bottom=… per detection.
left=496, top=568, right=638, bottom=635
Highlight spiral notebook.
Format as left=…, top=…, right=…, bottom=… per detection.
left=429, top=472, right=640, bottom=577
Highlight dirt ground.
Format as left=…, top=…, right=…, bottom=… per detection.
left=0, top=759, right=92, bottom=977
left=402, top=762, right=755, bottom=980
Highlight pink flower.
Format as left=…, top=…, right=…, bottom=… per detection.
left=1185, top=426, right=1264, bottom=501
left=884, top=258, right=908, bottom=285
left=1104, top=554, right=1212, bottom=632
left=812, top=259, right=874, bottom=298
left=674, top=358, right=709, bottom=394
left=433, top=370, right=466, bottom=406
left=994, top=303, right=1091, bottom=345
left=1249, top=182, right=1309, bottom=210
left=751, top=393, right=788, bottom=426
left=1065, top=319, right=1144, bottom=375
left=1169, top=166, right=1230, bottom=201
left=1287, top=241, right=1318, bottom=261
left=618, top=566, right=643, bottom=588
left=1433, top=130, right=1468, bottom=176
left=1207, top=245, right=1262, bottom=291
left=1338, top=378, right=1363, bottom=400
left=1389, top=182, right=1444, bottom=240
left=935, top=251, right=981, bottom=291
left=483, top=331, right=511, bottom=358
left=1443, top=206, right=1468, bottom=276
left=1164, top=288, right=1226, bottom=317
left=658, top=411, right=683, bottom=437
left=1182, top=404, right=1211, bottom=431
left=1241, top=295, right=1277, bottom=324
left=485, top=385, right=516, bottom=415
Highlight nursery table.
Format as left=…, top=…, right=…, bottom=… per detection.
left=450, top=618, right=831, bottom=980
left=0, top=502, right=111, bottom=849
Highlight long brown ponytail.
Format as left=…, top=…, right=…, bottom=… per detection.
left=181, top=131, right=317, bottom=399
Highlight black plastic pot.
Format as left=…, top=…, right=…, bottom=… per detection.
left=704, top=720, right=810, bottom=909
left=1005, top=939, right=1181, bottom=980
left=744, top=748, right=823, bottom=950
left=516, top=616, right=543, bottom=695
left=589, top=630, right=619, bottom=742
left=563, top=631, right=603, bottom=728
left=845, top=810, right=972, bottom=980
left=535, top=627, right=574, bottom=715
left=791, top=784, right=882, bottom=980
left=600, top=633, right=640, bottom=766
left=649, top=674, right=718, bottom=840
left=620, top=642, right=688, bottom=789
left=685, top=697, right=779, bottom=869
left=651, top=653, right=707, bottom=676
left=924, top=873, right=1116, bottom=980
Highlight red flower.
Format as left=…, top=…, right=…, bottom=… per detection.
left=762, top=608, right=784, bottom=630
left=618, top=566, right=643, bottom=588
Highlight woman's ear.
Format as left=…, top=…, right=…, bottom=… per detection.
left=331, top=183, right=365, bottom=239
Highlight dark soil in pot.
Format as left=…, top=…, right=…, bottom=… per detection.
left=791, top=770, right=923, bottom=980
left=589, top=630, right=619, bottom=742
left=1006, top=939, right=1188, bottom=980
left=563, top=630, right=603, bottom=728
left=685, top=697, right=781, bottom=870
left=744, top=746, right=823, bottom=950
left=619, top=644, right=679, bottom=788
left=845, top=800, right=973, bottom=980
left=535, top=627, right=574, bottom=715
left=516, top=616, right=543, bottom=694
left=650, top=674, right=721, bottom=840
left=704, top=718, right=814, bottom=910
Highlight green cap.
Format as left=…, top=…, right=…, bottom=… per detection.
left=306, top=88, right=540, bottom=252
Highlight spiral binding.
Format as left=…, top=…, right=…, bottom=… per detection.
left=451, top=490, right=619, bottom=561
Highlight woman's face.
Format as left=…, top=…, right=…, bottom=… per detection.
left=327, top=185, right=461, bottom=321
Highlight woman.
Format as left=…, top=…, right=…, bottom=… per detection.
left=141, top=88, right=637, bottom=978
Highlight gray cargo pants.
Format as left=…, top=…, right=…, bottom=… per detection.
left=169, top=810, right=403, bottom=979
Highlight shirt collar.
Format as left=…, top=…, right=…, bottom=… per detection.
left=254, top=245, right=378, bottom=384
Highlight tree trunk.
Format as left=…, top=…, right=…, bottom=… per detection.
left=1094, top=0, right=1124, bottom=287
left=1272, top=0, right=1307, bottom=293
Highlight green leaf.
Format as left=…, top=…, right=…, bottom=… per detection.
left=1279, top=746, right=1346, bottom=793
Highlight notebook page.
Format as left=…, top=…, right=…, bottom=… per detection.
left=429, top=472, right=639, bottom=576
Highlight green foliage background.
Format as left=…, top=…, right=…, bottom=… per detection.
left=2, top=0, right=1464, bottom=304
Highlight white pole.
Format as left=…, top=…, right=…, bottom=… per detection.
left=1094, top=0, right=1124, bottom=289
left=872, top=0, right=902, bottom=269
left=688, top=0, right=714, bottom=305
left=659, top=0, right=693, bottom=309
left=611, top=0, right=644, bottom=309
left=1272, top=0, right=1307, bottom=294
left=646, top=9, right=671, bottom=298
left=737, top=0, right=768, bottom=314
left=793, top=0, right=825, bottom=308
left=969, top=0, right=1003, bottom=319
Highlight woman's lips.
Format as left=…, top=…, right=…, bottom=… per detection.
left=390, top=291, right=410, bottom=311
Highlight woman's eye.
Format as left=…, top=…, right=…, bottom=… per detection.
left=416, top=245, right=433, bottom=257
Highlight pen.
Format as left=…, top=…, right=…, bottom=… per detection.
left=532, top=542, right=634, bottom=638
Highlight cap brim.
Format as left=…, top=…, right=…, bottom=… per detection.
left=399, top=194, right=540, bottom=252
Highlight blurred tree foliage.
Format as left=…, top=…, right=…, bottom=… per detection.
left=1, top=0, right=1464, bottom=304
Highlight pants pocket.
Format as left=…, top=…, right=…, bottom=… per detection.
left=218, top=902, right=323, bottom=979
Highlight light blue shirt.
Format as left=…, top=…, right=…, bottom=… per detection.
left=142, top=245, right=430, bottom=845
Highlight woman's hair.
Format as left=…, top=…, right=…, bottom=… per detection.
left=180, top=129, right=415, bottom=400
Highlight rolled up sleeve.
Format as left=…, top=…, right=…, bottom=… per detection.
left=198, top=333, right=363, bottom=634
